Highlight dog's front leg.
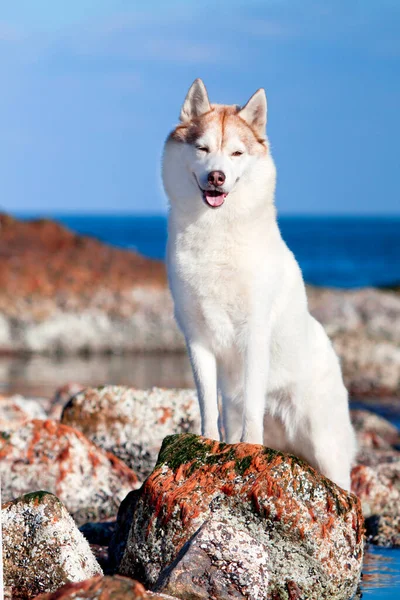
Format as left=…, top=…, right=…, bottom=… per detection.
left=241, top=326, right=270, bottom=445
left=187, top=340, right=220, bottom=440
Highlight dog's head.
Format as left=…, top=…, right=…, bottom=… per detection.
left=163, top=79, right=276, bottom=216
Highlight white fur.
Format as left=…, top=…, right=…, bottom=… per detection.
left=163, top=81, right=356, bottom=491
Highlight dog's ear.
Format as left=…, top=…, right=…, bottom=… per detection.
left=239, top=89, right=267, bottom=137
left=180, top=79, right=211, bottom=122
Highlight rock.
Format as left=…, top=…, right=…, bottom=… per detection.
left=365, top=514, right=400, bottom=548
left=61, top=387, right=200, bottom=480
left=351, top=443, right=400, bottom=548
left=307, top=287, right=362, bottom=335
left=307, top=286, right=400, bottom=396
left=2, top=491, right=102, bottom=598
left=50, top=383, right=86, bottom=419
left=33, top=575, right=178, bottom=599
left=0, top=419, right=139, bottom=524
left=1, top=213, right=400, bottom=398
left=108, top=490, right=141, bottom=575
left=351, top=465, right=400, bottom=518
left=307, top=286, right=400, bottom=344
left=0, top=394, right=48, bottom=430
left=53, top=382, right=86, bottom=405
left=356, top=446, right=400, bottom=472
left=351, top=409, right=400, bottom=449
left=118, top=433, right=364, bottom=600
left=0, top=213, right=183, bottom=354
left=155, top=518, right=270, bottom=599
left=334, top=333, right=400, bottom=397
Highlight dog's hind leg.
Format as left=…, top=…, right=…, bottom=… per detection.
left=290, top=389, right=356, bottom=491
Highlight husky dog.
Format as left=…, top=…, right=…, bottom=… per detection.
left=162, top=79, right=356, bottom=490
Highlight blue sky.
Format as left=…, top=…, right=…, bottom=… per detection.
left=1, top=1, right=399, bottom=215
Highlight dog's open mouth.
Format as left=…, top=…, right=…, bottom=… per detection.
left=203, top=190, right=227, bottom=208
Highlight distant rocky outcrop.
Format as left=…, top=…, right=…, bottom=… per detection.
left=0, top=213, right=182, bottom=353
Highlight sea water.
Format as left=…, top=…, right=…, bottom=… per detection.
left=20, top=214, right=400, bottom=289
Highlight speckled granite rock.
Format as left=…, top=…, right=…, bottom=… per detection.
left=2, top=491, right=102, bottom=598
left=350, top=409, right=400, bottom=548
left=118, top=433, right=364, bottom=600
left=351, top=409, right=400, bottom=449
left=0, top=419, right=139, bottom=524
left=365, top=514, right=400, bottom=548
left=33, top=576, right=178, bottom=599
left=351, top=465, right=400, bottom=519
left=0, top=394, right=48, bottom=430
left=61, top=387, right=200, bottom=480
left=154, top=518, right=270, bottom=599
left=352, top=450, right=400, bottom=549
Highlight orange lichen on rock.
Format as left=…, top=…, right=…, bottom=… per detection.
left=0, top=419, right=139, bottom=525
left=0, top=213, right=166, bottom=306
left=118, top=433, right=364, bottom=599
left=33, top=575, right=172, bottom=600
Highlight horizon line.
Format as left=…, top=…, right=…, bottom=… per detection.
left=8, top=210, right=400, bottom=220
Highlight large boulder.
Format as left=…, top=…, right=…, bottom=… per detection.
left=117, top=433, right=364, bottom=600
left=0, top=419, right=139, bottom=524
left=61, top=387, right=200, bottom=480
left=33, top=576, right=178, bottom=599
left=2, top=491, right=102, bottom=598
left=154, top=517, right=271, bottom=599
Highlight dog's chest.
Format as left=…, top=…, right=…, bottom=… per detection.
left=170, top=226, right=254, bottom=346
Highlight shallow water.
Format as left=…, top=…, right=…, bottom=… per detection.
left=362, top=548, right=400, bottom=598
left=1, top=351, right=399, bottom=598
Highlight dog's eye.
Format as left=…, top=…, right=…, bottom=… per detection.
left=196, top=146, right=209, bottom=153
left=231, top=151, right=243, bottom=157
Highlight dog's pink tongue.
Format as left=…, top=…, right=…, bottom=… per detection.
left=205, top=193, right=226, bottom=207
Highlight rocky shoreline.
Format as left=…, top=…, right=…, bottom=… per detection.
left=1, top=213, right=400, bottom=596
left=1, top=214, right=400, bottom=396
left=0, top=384, right=399, bottom=598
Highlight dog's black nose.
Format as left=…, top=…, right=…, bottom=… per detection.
left=208, top=170, right=226, bottom=187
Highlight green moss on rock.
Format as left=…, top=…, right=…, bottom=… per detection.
left=20, top=491, right=61, bottom=505
left=156, top=433, right=212, bottom=471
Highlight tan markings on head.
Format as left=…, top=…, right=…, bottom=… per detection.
left=169, top=104, right=268, bottom=154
